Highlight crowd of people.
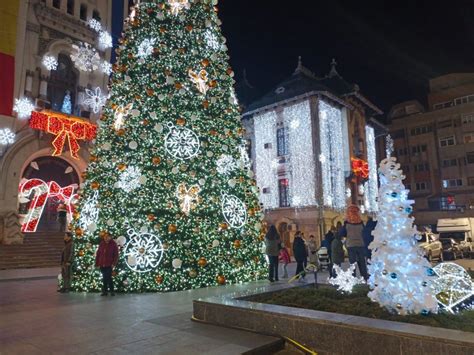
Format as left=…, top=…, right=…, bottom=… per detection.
left=264, top=205, right=377, bottom=282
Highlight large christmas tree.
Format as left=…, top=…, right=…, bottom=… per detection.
left=368, top=157, right=438, bottom=315
left=71, top=0, right=266, bottom=292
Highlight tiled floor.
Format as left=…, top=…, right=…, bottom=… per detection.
left=0, top=263, right=311, bottom=354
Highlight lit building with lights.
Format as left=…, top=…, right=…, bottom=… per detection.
left=242, top=58, right=385, bottom=248
left=388, top=73, right=474, bottom=226
left=0, top=0, right=126, bottom=247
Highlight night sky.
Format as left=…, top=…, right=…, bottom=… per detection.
left=218, top=0, right=474, bottom=116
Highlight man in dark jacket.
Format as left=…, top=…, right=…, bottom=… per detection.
left=95, top=234, right=119, bottom=296
left=292, top=231, right=307, bottom=281
left=59, top=232, right=74, bottom=293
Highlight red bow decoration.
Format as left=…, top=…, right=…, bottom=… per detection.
left=48, top=181, right=75, bottom=202
left=30, top=111, right=97, bottom=159
left=351, top=158, right=369, bottom=179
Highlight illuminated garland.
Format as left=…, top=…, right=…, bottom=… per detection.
left=29, top=111, right=97, bottom=159
left=365, top=126, right=379, bottom=213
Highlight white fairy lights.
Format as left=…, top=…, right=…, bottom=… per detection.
left=101, top=60, right=112, bottom=75
left=0, top=128, right=15, bottom=145
left=204, top=29, right=220, bottom=50
left=254, top=111, right=278, bottom=209
left=117, top=166, right=143, bottom=193
left=13, top=98, right=35, bottom=119
left=319, top=100, right=346, bottom=210
left=83, top=87, right=107, bottom=114
left=365, top=125, right=379, bottom=213
left=284, top=101, right=316, bottom=207
left=42, top=55, right=58, bottom=70
left=88, top=18, right=102, bottom=32
left=98, top=31, right=113, bottom=50
left=329, top=264, right=365, bottom=293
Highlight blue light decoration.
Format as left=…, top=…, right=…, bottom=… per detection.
left=390, top=272, right=397, bottom=279
left=61, top=91, right=72, bottom=114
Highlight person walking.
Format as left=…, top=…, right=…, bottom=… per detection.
left=57, top=203, right=68, bottom=232
left=292, top=231, right=307, bottom=281
left=307, top=235, right=318, bottom=265
left=339, top=205, right=368, bottom=280
left=265, top=225, right=281, bottom=282
left=95, top=233, right=119, bottom=296
left=330, top=233, right=345, bottom=277
left=363, top=216, right=377, bottom=261
left=59, top=232, right=74, bottom=293
left=279, top=243, right=291, bottom=278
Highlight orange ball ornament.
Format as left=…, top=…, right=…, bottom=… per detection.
left=152, top=156, right=161, bottom=165
left=75, top=227, right=84, bottom=237
left=117, top=163, right=127, bottom=171
left=198, top=257, right=207, bottom=267
left=219, top=222, right=228, bottom=230
left=217, top=275, right=226, bottom=285
left=176, top=118, right=186, bottom=126
left=117, top=128, right=126, bottom=136
left=78, top=249, right=85, bottom=257
left=147, top=214, right=156, bottom=221
left=233, top=240, right=241, bottom=249
left=168, top=224, right=177, bottom=234
left=155, top=275, right=163, bottom=284
left=201, top=58, right=210, bottom=67
left=91, top=181, right=100, bottom=190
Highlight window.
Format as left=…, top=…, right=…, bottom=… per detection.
left=92, top=9, right=100, bottom=21
left=416, top=182, right=429, bottom=191
left=414, top=163, right=429, bottom=172
left=439, top=136, right=455, bottom=147
left=467, top=152, right=474, bottom=164
left=454, top=95, right=474, bottom=106
left=276, top=127, right=288, bottom=156
left=80, top=4, right=87, bottom=20
left=442, top=179, right=463, bottom=188
left=412, top=144, right=427, bottom=154
left=67, top=0, right=74, bottom=14
left=278, top=179, right=289, bottom=208
left=433, top=101, right=453, bottom=110
left=410, top=126, right=432, bottom=136
left=440, top=197, right=456, bottom=210
left=391, top=129, right=405, bottom=139
left=468, top=177, right=474, bottom=186
left=53, top=0, right=61, bottom=9
left=462, top=113, right=474, bottom=124
left=397, top=147, right=408, bottom=156
left=464, top=132, right=474, bottom=144
left=442, top=158, right=457, bottom=167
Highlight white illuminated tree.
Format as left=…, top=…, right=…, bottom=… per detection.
left=368, top=157, right=438, bottom=315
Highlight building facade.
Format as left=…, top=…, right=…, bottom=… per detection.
left=388, top=73, right=474, bottom=227
left=242, top=59, right=385, bottom=248
left=0, top=0, right=119, bottom=244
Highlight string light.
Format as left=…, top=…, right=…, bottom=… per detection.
left=319, top=101, right=346, bottom=210
left=0, top=128, right=15, bottom=145
left=78, top=190, right=100, bottom=233
left=164, top=123, right=200, bottom=160
left=137, top=38, right=156, bottom=58
left=124, top=226, right=165, bottom=273
left=329, top=264, right=365, bottom=293
left=117, top=166, right=143, bottom=193
left=283, top=101, right=316, bottom=207
left=83, top=87, right=107, bottom=114
left=98, top=31, right=113, bottom=50
left=42, top=55, right=58, bottom=70
left=365, top=125, right=378, bottom=213
left=70, top=42, right=100, bottom=72
left=221, top=193, right=247, bottom=229
left=254, top=111, right=278, bottom=209
left=88, top=18, right=102, bottom=32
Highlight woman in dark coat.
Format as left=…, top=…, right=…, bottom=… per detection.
left=292, top=231, right=307, bottom=281
left=265, top=225, right=281, bottom=282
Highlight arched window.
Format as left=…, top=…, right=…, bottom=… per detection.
left=48, top=53, right=77, bottom=113
left=53, top=0, right=61, bottom=9
left=80, top=4, right=87, bottom=20
left=67, top=0, right=74, bottom=15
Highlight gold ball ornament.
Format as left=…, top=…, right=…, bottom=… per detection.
left=189, top=269, right=197, bottom=278
left=78, top=249, right=85, bottom=257
left=117, top=163, right=127, bottom=171
left=152, top=156, right=161, bottom=165
left=147, top=214, right=156, bottom=221
left=198, top=257, right=207, bottom=267
left=91, top=181, right=100, bottom=190
left=233, top=240, right=241, bottom=249
left=75, top=228, right=84, bottom=237
left=217, top=275, right=226, bottom=285
left=219, top=222, right=228, bottom=230
left=176, top=117, right=186, bottom=126
left=155, top=275, right=163, bottom=284
left=168, top=224, right=177, bottom=234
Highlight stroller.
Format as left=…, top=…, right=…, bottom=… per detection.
left=317, top=247, right=331, bottom=270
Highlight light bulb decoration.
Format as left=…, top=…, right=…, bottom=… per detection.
left=329, top=264, right=365, bottom=293
left=176, top=183, right=200, bottom=216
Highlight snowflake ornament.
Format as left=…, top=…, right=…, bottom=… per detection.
left=42, top=55, right=58, bottom=70
left=78, top=190, right=99, bottom=232
left=216, top=154, right=238, bottom=175
left=123, top=227, right=165, bottom=273
left=204, top=29, right=220, bottom=50
left=221, top=193, right=247, bottom=229
left=88, top=18, right=102, bottom=32
left=188, top=69, right=209, bottom=95
left=13, top=98, right=35, bottom=119
left=101, top=60, right=112, bottom=75
left=137, top=38, right=156, bottom=58
left=70, top=42, right=101, bottom=72
left=83, top=87, right=107, bottom=113
left=168, top=0, right=190, bottom=16
left=98, top=31, right=113, bottom=50
left=0, top=128, right=15, bottom=145
left=329, top=264, right=365, bottom=293
left=118, top=166, right=143, bottom=193
left=164, top=123, right=200, bottom=160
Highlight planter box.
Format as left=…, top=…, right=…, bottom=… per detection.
left=193, top=284, right=474, bottom=354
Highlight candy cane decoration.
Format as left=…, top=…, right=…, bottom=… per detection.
left=18, top=179, right=49, bottom=233
left=19, top=179, right=78, bottom=233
